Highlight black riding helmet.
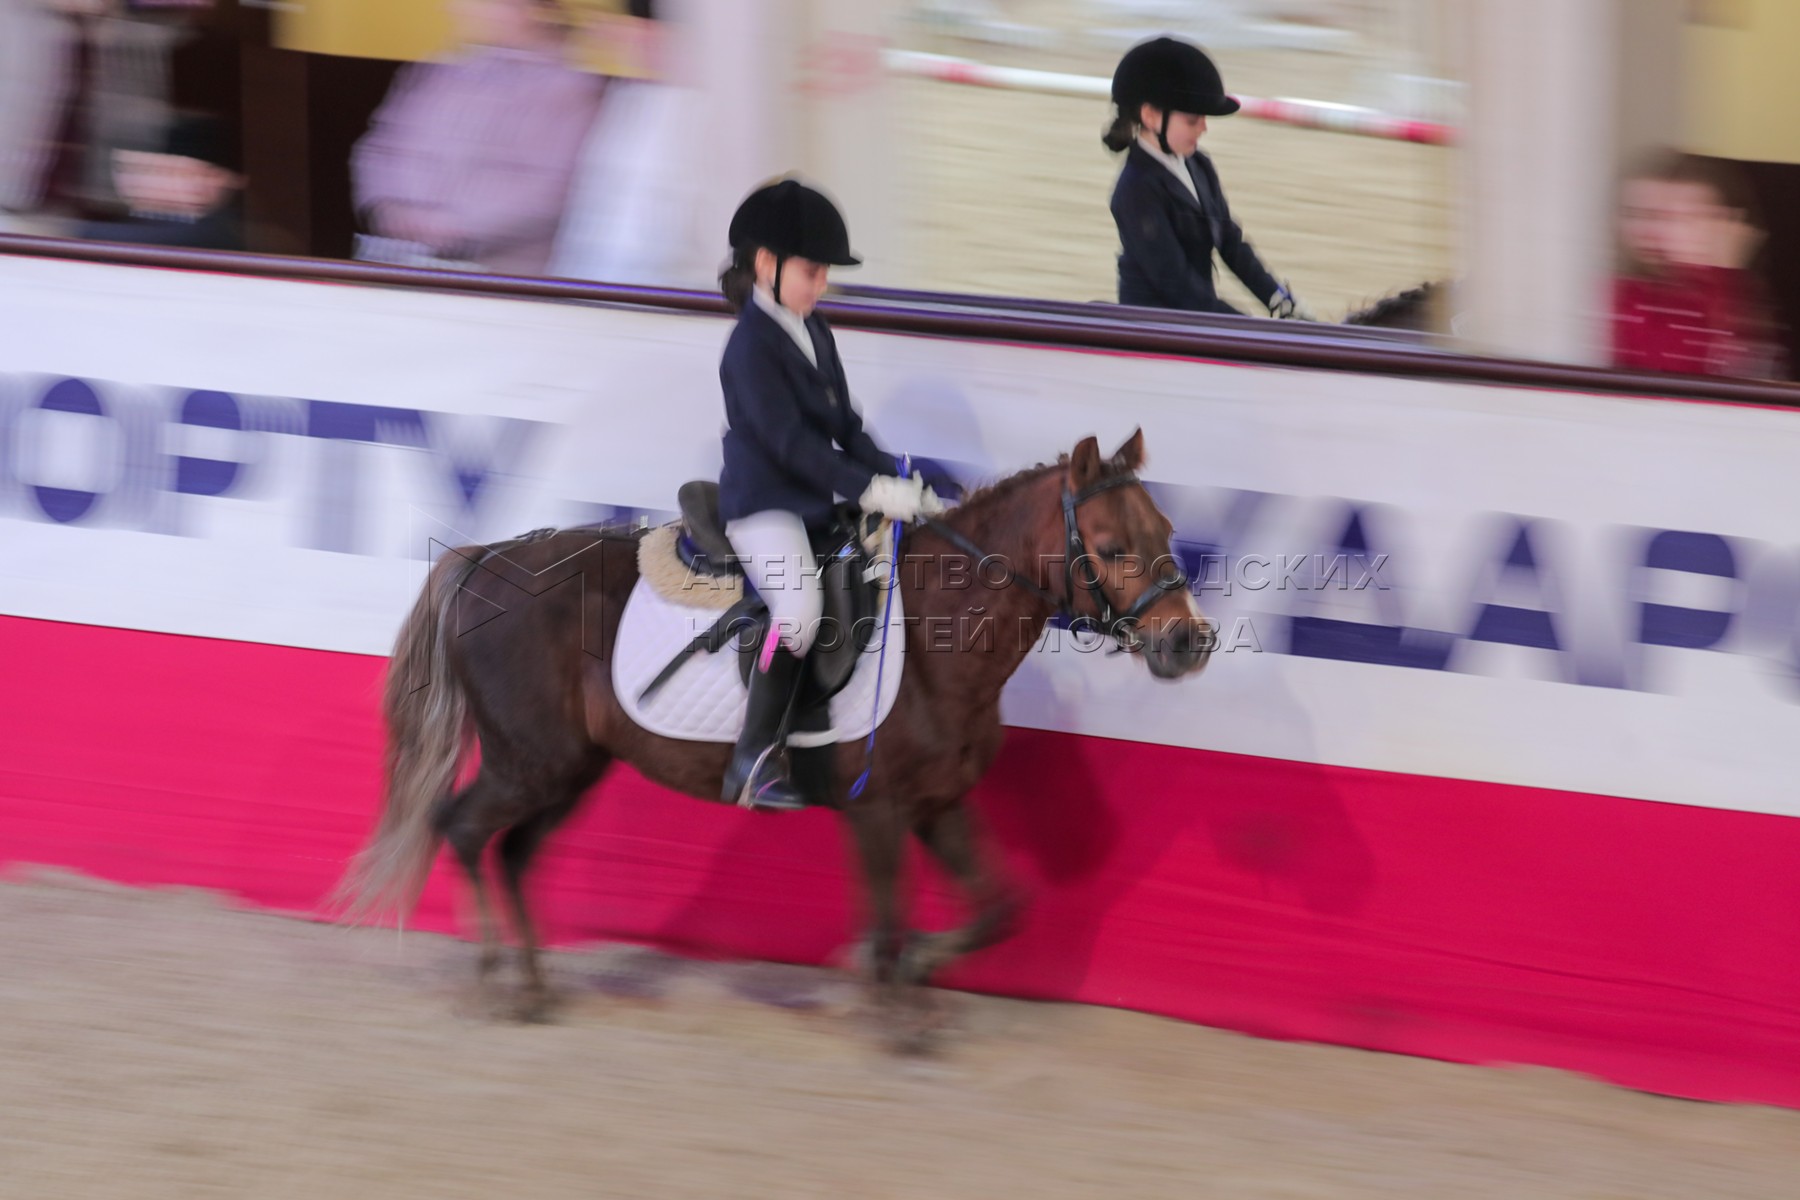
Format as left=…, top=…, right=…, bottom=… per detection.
left=727, top=178, right=860, bottom=306
left=1111, top=37, right=1239, bottom=154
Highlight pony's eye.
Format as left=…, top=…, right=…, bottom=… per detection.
left=1098, top=545, right=1126, bottom=562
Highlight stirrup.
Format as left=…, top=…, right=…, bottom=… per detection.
left=732, top=744, right=806, bottom=811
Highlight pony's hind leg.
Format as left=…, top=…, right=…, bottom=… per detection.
left=435, top=768, right=536, bottom=1005
left=494, top=758, right=610, bottom=1021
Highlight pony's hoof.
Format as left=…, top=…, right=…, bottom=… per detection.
left=883, top=999, right=947, bottom=1056
left=885, top=1024, right=935, bottom=1056
left=895, top=935, right=946, bottom=989
left=512, top=987, right=559, bottom=1025
left=842, top=930, right=926, bottom=985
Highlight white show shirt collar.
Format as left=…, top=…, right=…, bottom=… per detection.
left=1137, top=132, right=1199, bottom=202
left=752, top=284, right=817, bottom=368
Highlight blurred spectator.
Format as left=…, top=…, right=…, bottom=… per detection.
left=1611, top=150, right=1788, bottom=381
left=2, top=0, right=201, bottom=231
left=351, top=0, right=604, bottom=276
left=548, top=0, right=713, bottom=288
left=0, top=0, right=77, bottom=229
left=77, top=113, right=242, bottom=249
left=77, top=1, right=191, bottom=215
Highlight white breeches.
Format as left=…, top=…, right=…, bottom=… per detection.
left=725, top=509, right=823, bottom=656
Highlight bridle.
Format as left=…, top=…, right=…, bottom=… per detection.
left=919, top=473, right=1192, bottom=652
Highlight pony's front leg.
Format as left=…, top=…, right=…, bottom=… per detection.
left=900, top=801, right=1021, bottom=987
left=841, top=800, right=911, bottom=1015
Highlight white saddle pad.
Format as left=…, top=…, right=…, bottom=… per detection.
left=612, top=573, right=906, bottom=747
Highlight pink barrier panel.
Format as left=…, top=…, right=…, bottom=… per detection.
left=6, top=614, right=1800, bottom=1106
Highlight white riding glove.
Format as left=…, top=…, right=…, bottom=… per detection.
left=919, top=483, right=947, bottom=517
left=858, top=472, right=929, bottom=523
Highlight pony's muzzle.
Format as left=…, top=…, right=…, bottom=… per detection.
left=1145, top=614, right=1214, bottom=679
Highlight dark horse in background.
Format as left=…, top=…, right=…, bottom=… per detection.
left=340, top=430, right=1213, bottom=1041
left=1343, top=281, right=1455, bottom=332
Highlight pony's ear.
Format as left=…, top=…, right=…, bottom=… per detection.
left=1110, top=427, right=1146, bottom=472
left=1067, top=436, right=1103, bottom=490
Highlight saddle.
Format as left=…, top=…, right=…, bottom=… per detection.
left=643, top=482, right=890, bottom=732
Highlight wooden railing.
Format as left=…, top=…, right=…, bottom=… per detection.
left=7, top=233, right=1799, bottom=409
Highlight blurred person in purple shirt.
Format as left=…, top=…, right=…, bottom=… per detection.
left=351, top=0, right=604, bottom=276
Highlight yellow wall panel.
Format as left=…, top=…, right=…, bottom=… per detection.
left=1684, top=0, right=1800, bottom=163
left=274, top=0, right=453, bottom=62
left=273, top=0, right=642, bottom=73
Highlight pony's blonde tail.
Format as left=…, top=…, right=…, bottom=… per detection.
left=335, top=551, right=473, bottom=923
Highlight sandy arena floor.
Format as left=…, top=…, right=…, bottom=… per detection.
left=3, top=870, right=1797, bottom=1200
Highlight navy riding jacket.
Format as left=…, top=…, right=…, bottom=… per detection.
left=1111, top=142, right=1281, bottom=315
left=718, top=299, right=898, bottom=527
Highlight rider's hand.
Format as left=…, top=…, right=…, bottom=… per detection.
left=919, top=483, right=947, bottom=517
left=1269, top=286, right=1317, bottom=322
left=858, top=473, right=928, bottom=523
left=909, top=455, right=965, bottom=503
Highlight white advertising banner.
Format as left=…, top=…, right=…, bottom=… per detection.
left=6, top=254, right=1800, bottom=814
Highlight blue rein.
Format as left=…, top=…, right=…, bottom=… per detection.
left=848, top=454, right=908, bottom=800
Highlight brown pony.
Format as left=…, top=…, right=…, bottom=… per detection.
left=339, top=429, right=1212, bottom=1035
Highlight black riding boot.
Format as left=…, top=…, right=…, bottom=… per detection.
left=722, top=644, right=808, bottom=811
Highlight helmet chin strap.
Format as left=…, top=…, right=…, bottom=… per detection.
left=1157, top=108, right=1173, bottom=155
left=773, top=255, right=785, bottom=308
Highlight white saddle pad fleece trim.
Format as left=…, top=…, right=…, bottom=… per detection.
left=612, top=573, right=906, bottom=747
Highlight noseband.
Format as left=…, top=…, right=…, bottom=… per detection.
left=919, top=473, right=1192, bottom=651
